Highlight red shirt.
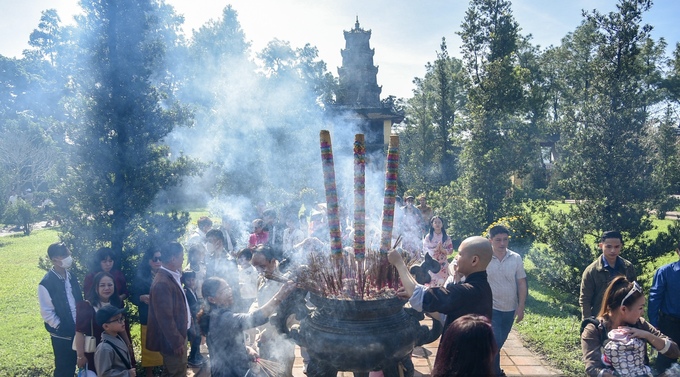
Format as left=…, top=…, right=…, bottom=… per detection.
left=248, top=231, right=269, bottom=247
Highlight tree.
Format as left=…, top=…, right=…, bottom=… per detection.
left=513, top=36, right=552, bottom=193
left=400, top=39, right=466, bottom=193
left=3, top=198, right=38, bottom=235
left=180, top=5, right=252, bottom=110
left=530, top=0, right=680, bottom=296
left=0, top=116, right=58, bottom=195
left=27, top=9, right=62, bottom=66
left=647, top=106, right=680, bottom=216
left=661, top=43, right=680, bottom=103
left=455, top=0, right=533, bottom=226
left=57, top=0, right=196, bottom=274
left=173, top=6, right=335, bottom=208
left=0, top=10, right=73, bottom=225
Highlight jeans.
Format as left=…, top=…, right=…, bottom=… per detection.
left=187, top=325, right=201, bottom=362
left=51, top=335, right=77, bottom=377
left=492, top=309, right=516, bottom=376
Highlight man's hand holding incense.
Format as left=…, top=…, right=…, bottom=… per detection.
left=387, top=248, right=405, bottom=267
left=396, top=286, right=412, bottom=300
left=388, top=248, right=417, bottom=298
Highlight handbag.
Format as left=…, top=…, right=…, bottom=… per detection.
left=72, top=316, right=97, bottom=353
left=77, top=365, right=97, bottom=377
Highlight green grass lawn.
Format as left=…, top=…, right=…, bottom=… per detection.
left=0, top=229, right=62, bottom=376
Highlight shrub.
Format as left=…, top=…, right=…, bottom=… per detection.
left=427, top=180, right=487, bottom=243
left=528, top=205, right=599, bottom=297
left=484, top=210, right=538, bottom=255
left=3, top=198, right=38, bottom=235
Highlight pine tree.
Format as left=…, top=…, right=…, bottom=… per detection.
left=457, top=0, right=531, bottom=225
left=58, top=0, right=196, bottom=274
left=400, top=38, right=465, bottom=193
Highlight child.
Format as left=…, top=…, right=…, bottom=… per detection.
left=236, top=248, right=259, bottom=346
left=236, top=248, right=258, bottom=311
left=182, top=270, right=206, bottom=367
left=198, top=277, right=296, bottom=377
left=187, top=243, right=207, bottom=299
left=94, top=305, right=135, bottom=377
left=603, top=328, right=652, bottom=377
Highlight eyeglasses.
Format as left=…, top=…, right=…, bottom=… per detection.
left=106, top=316, right=125, bottom=324
left=621, top=281, right=642, bottom=307
left=152, top=257, right=161, bottom=262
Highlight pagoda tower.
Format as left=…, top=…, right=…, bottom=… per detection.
left=332, top=17, right=403, bottom=156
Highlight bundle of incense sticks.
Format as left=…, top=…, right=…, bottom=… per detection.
left=255, top=358, right=286, bottom=377
left=319, top=130, right=343, bottom=257
left=379, top=135, right=399, bottom=254
left=297, top=247, right=400, bottom=300
left=353, top=134, right=366, bottom=259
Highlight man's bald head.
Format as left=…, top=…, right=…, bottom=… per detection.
left=457, top=236, right=493, bottom=275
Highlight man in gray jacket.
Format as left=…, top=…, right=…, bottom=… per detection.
left=579, top=230, right=636, bottom=319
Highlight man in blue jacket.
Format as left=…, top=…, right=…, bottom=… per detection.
left=649, top=245, right=680, bottom=373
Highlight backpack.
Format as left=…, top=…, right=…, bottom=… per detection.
left=580, top=317, right=607, bottom=344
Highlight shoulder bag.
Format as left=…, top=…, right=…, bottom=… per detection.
left=72, top=308, right=97, bottom=353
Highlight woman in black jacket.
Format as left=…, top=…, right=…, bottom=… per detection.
left=131, top=247, right=163, bottom=377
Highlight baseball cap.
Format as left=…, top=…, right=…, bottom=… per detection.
left=95, top=304, right=127, bottom=326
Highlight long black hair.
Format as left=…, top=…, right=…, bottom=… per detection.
left=432, top=314, right=497, bottom=377
left=427, top=215, right=449, bottom=243
left=90, top=247, right=118, bottom=272
left=87, top=271, right=123, bottom=308
left=138, top=247, right=159, bottom=276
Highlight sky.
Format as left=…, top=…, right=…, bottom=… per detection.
left=0, top=0, right=678, bottom=99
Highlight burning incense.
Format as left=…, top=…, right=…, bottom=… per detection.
left=295, top=247, right=399, bottom=300
left=353, top=134, right=366, bottom=259
left=319, top=130, right=343, bottom=257
left=255, top=358, right=286, bottom=377
left=379, top=135, right=399, bottom=254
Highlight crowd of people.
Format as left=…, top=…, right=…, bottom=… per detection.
left=37, top=198, right=680, bottom=377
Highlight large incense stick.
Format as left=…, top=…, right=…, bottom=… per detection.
left=353, top=134, right=366, bottom=259
left=379, top=135, right=399, bottom=254
left=319, top=130, right=343, bottom=257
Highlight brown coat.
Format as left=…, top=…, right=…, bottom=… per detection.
left=145, top=268, right=188, bottom=355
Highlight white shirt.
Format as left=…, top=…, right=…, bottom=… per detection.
left=186, top=228, right=206, bottom=247
left=38, top=269, right=77, bottom=331
left=283, top=227, right=305, bottom=255
left=238, top=265, right=259, bottom=300
left=486, top=249, right=526, bottom=312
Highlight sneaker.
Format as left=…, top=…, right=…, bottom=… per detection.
left=188, top=355, right=207, bottom=367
